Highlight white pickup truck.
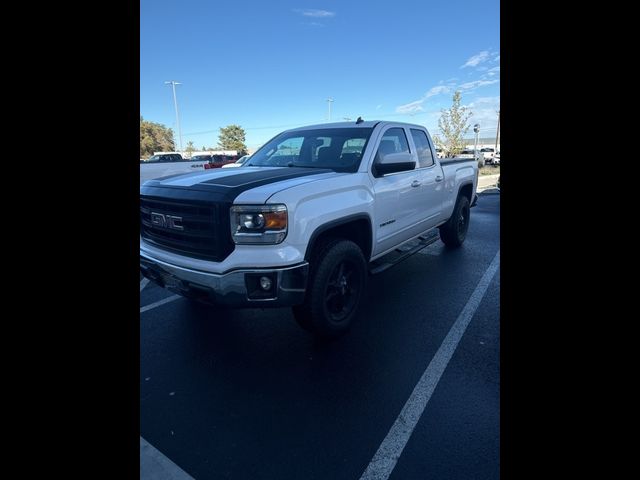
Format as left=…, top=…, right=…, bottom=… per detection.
left=140, top=153, right=210, bottom=186
left=140, top=121, right=478, bottom=337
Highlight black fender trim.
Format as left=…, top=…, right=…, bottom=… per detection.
left=304, top=213, right=373, bottom=261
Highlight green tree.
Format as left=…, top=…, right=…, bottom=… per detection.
left=217, top=124, right=247, bottom=154
left=140, top=116, right=175, bottom=158
left=185, top=141, right=195, bottom=156
left=436, top=91, right=472, bottom=157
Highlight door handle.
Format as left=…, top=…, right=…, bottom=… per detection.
left=435, top=175, right=443, bottom=182
left=411, top=180, right=421, bottom=187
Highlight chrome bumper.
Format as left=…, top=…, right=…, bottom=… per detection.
left=140, top=251, right=309, bottom=307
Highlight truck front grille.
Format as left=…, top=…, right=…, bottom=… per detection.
left=140, top=196, right=233, bottom=262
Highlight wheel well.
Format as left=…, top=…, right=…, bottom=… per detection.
left=305, top=217, right=372, bottom=261
left=459, top=183, right=473, bottom=203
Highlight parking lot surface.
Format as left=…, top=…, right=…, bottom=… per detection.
left=140, top=190, right=500, bottom=479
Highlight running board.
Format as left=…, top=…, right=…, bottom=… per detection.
left=369, top=230, right=440, bottom=275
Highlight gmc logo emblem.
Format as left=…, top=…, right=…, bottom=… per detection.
left=150, top=212, right=184, bottom=231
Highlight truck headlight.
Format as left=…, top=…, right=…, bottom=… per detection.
left=230, top=205, right=288, bottom=244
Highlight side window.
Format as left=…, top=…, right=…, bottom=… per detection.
left=376, top=127, right=410, bottom=162
left=410, top=129, right=435, bottom=168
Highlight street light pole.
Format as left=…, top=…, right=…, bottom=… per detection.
left=327, top=97, right=334, bottom=121
left=494, top=110, right=500, bottom=152
left=165, top=81, right=183, bottom=152
left=473, top=123, right=480, bottom=164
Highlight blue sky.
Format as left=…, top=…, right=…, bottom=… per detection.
left=141, top=0, right=500, bottom=150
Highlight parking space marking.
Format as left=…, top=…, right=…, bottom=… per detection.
left=140, top=437, right=194, bottom=480
left=140, top=278, right=150, bottom=292
left=140, top=295, right=181, bottom=314
left=359, top=250, right=500, bottom=480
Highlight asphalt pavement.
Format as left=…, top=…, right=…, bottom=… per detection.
left=140, top=190, right=500, bottom=479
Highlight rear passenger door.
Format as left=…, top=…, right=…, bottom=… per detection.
left=409, top=128, right=445, bottom=229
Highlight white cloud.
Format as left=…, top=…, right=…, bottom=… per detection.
left=458, top=79, right=499, bottom=91
left=425, top=85, right=451, bottom=98
left=465, top=96, right=500, bottom=129
left=294, top=9, right=335, bottom=17
left=461, top=50, right=490, bottom=68
left=395, top=85, right=451, bottom=114
left=493, top=54, right=500, bottom=62
left=376, top=104, right=382, bottom=110
left=395, top=100, right=425, bottom=114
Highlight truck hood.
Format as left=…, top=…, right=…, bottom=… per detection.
left=141, top=166, right=344, bottom=204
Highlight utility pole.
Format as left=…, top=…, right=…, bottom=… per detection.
left=165, top=81, right=183, bottom=152
left=327, top=97, right=334, bottom=122
left=494, top=110, right=500, bottom=152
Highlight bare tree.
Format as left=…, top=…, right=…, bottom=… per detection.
left=436, top=91, right=472, bottom=157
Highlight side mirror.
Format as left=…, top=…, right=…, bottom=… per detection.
left=373, top=152, right=416, bottom=177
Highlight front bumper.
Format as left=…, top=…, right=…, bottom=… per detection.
left=140, top=251, right=309, bottom=307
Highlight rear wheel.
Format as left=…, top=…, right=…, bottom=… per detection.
left=292, top=239, right=367, bottom=337
left=439, top=195, right=470, bottom=247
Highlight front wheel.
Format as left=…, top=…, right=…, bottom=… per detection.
left=439, top=195, right=471, bottom=247
left=292, top=239, right=367, bottom=338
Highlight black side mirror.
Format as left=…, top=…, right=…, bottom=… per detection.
left=373, top=152, right=416, bottom=177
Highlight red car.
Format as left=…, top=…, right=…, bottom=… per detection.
left=203, top=155, right=240, bottom=169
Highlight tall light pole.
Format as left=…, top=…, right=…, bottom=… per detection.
left=165, top=81, right=183, bottom=152
left=494, top=110, right=500, bottom=152
left=473, top=123, right=480, bottom=164
left=326, top=97, right=334, bottom=122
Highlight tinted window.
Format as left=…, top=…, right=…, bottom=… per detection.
left=410, top=129, right=435, bottom=168
left=377, top=128, right=410, bottom=160
left=247, top=127, right=374, bottom=172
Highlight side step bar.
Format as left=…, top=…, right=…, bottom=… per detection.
left=369, top=230, right=440, bottom=275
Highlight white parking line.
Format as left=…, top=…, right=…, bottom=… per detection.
left=140, top=436, right=194, bottom=480
left=359, top=250, right=500, bottom=480
left=140, top=278, right=150, bottom=292
left=140, top=295, right=181, bottom=314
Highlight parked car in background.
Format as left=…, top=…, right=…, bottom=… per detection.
left=435, top=148, right=444, bottom=159
left=221, top=154, right=251, bottom=168
left=457, top=149, right=476, bottom=159
left=191, top=154, right=213, bottom=162
left=457, top=149, right=484, bottom=167
left=492, top=152, right=500, bottom=165
left=204, top=154, right=240, bottom=169
left=480, top=147, right=496, bottom=163
left=140, top=153, right=209, bottom=185
left=145, top=153, right=184, bottom=163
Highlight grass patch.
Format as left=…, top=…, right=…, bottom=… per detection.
left=479, top=165, right=500, bottom=175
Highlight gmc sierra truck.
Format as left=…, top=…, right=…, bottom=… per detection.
left=140, top=121, right=478, bottom=337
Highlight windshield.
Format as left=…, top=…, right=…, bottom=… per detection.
left=246, top=127, right=374, bottom=172
left=192, top=155, right=210, bottom=161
